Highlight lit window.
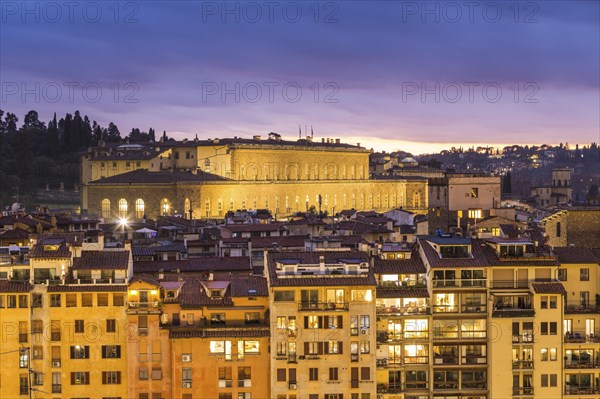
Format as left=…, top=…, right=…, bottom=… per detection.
left=135, top=199, right=145, bottom=219
left=101, top=199, right=111, bottom=219
left=468, top=209, right=482, bottom=219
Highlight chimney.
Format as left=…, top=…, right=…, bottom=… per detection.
left=208, top=272, right=214, bottom=281
left=319, top=255, right=325, bottom=271
left=253, top=135, right=261, bottom=141
left=335, top=138, right=340, bottom=144
left=124, top=239, right=132, bottom=253
left=98, top=232, right=105, bottom=248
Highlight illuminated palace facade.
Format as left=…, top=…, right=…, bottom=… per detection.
left=81, top=136, right=428, bottom=220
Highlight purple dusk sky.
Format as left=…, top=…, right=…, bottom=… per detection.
left=1, top=1, right=598, bottom=154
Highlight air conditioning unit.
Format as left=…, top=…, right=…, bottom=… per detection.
left=182, top=382, right=192, bottom=389
left=182, top=354, right=191, bottom=362
left=52, top=361, right=61, bottom=367
left=289, top=383, right=297, bottom=390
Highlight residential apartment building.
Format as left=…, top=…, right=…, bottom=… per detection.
left=1, top=231, right=598, bottom=399
left=266, top=251, right=377, bottom=399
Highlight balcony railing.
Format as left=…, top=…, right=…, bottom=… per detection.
left=564, top=386, right=599, bottom=395
left=433, top=355, right=458, bottom=365
left=298, top=301, right=349, bottom=311
left=461, top=304, right=487, bottom=313
left=462, top=355, right=487, bottom=365
left=433, top=305, right=459, bottom=313
left=404, top=356, right=429, bottom=364
left=377, top=305, right=430, bottom=315
left=565, top=361, right=598, bottom=369
left=512, top=360, right=534, bottom=369
left=490, top=280, right=529, bottom=289
left=462, top=381, right=487, bottom=389
left=512, top=334, right=534, bottom=343
left=512, top=387, right=534, bottom=396
left=433, top=382, right=459, bottom=390
left=52, top=384, right=61, bottom=393
left=565, top=304, right=600, bottom=314
left=377, top=383, right=404, bottom=394
left=493, top=308, right=535, bottom=318
left=564, top=332, right=600, bottom=343
left=432, top=279, right=486, bottom=288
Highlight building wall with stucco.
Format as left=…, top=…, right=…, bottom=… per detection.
left=86, top=179, right=428, bottom=220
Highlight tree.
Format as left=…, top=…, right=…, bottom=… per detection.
left=106, top=122, right=121, bottom=142
left=5, top=112, right=18, bottom=133
left=22, top=110, right=46, bottom=131
left=149, top=127, right=156, bottom=142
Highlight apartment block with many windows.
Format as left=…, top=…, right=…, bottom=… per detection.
left=266, top=251, right=377, bottom=399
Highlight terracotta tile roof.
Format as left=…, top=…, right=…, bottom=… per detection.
left=134, top=257, right=251, bottom=273
left=29, top=241, right=71, bottom=259
left=0, top=280, right=32, bottom=293
left=90, top=169, right=228, bottom=184
left=229, top=275, right=268, bottom=297
left=500, top=224, right=520, bottom=238
left=478, top=241, right=559, bottom=267
left=325, top=220, right=393, bottom=234
left=132, top=243, right=187, bottom=257
left=72, top=250, right=129, bottom=270
left=250, top=235, right=307, bottom=249
left=33, top=232, right=85, bottom=246
left=0, top=228, right=29, bottom=239
left=0, top=215, right=17, bottom=226
left=531, top=282, right=566, bottom=294
left=169, top=327, right=270, bottom=339
left=553, top=247, right=600, bottom=264
left=130, top=274, right=161, bottom=286
left=220, top=223, right=287, bottom=233
left=179, top=279, right=233, bottom=308
left=374, top=254, right=426, bottom=274
left=419, top=238, right=489, bottom=268
left=47, top=284, right=127, bottom=292
left=376, top=287, right=429, bottom=298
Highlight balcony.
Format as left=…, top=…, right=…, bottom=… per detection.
left=432, top=279, right=486, bottom=288
left=462, top=355, right=487, bottom=365
left=565, top=303, right=600, bottom=314
left=565, top=361, right=599, bottom=369
left=377, top=305, right=430, bottom=315
left=564, top=386, right=599, bottom=395
left=512, top=387, right=534, bottom=396
left=512, top=360, right=534, bottom=369
left=433, top=305, right=459, bottom=313
left=52, top=384, right=61, bottom=393
left=377, top=383, right=405, bottom=394
left=493, top=307, right=535, bottom=318
left=512, top=334, right=534, bottom=344
left=433, top=355, right=458, bottom=365
left=490, top=280, right=529, bottom=290
left=564, top=332, right=600, bottom=343
left=433, top=382, right=459, bottom=390
left=461, top=304, right=487, bottom=313
left=298, top=301, right=348, bottom=311
left=127, top=301, right=162, bottom=314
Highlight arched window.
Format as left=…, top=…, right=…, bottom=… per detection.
left=184, top=198, right=191, bottom=215
left=162, top=199, right=171, bottom=216
left=101, top=198, right=111, bottom=219
left=118, top=199, right=128, bottom=219
left=135, top=199, right=145, bottom=220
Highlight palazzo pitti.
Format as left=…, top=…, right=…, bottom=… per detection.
left=81, top=136, right=428, bottom=220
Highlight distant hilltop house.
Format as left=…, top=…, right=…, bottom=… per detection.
left=81, top=135, right=428, bottom=220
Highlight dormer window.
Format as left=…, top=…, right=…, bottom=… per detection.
left=43, top=245, right=59, bottom=251
left=499, top=245, right=524, bottom=258
left=211, top=290, right=222, bottom=298
left=440, top=245, right=470, bottom=259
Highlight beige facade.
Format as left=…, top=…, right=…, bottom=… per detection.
left=82, top=137, right=428, bottom=220
left=86, top=178, right=427, bottom=221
